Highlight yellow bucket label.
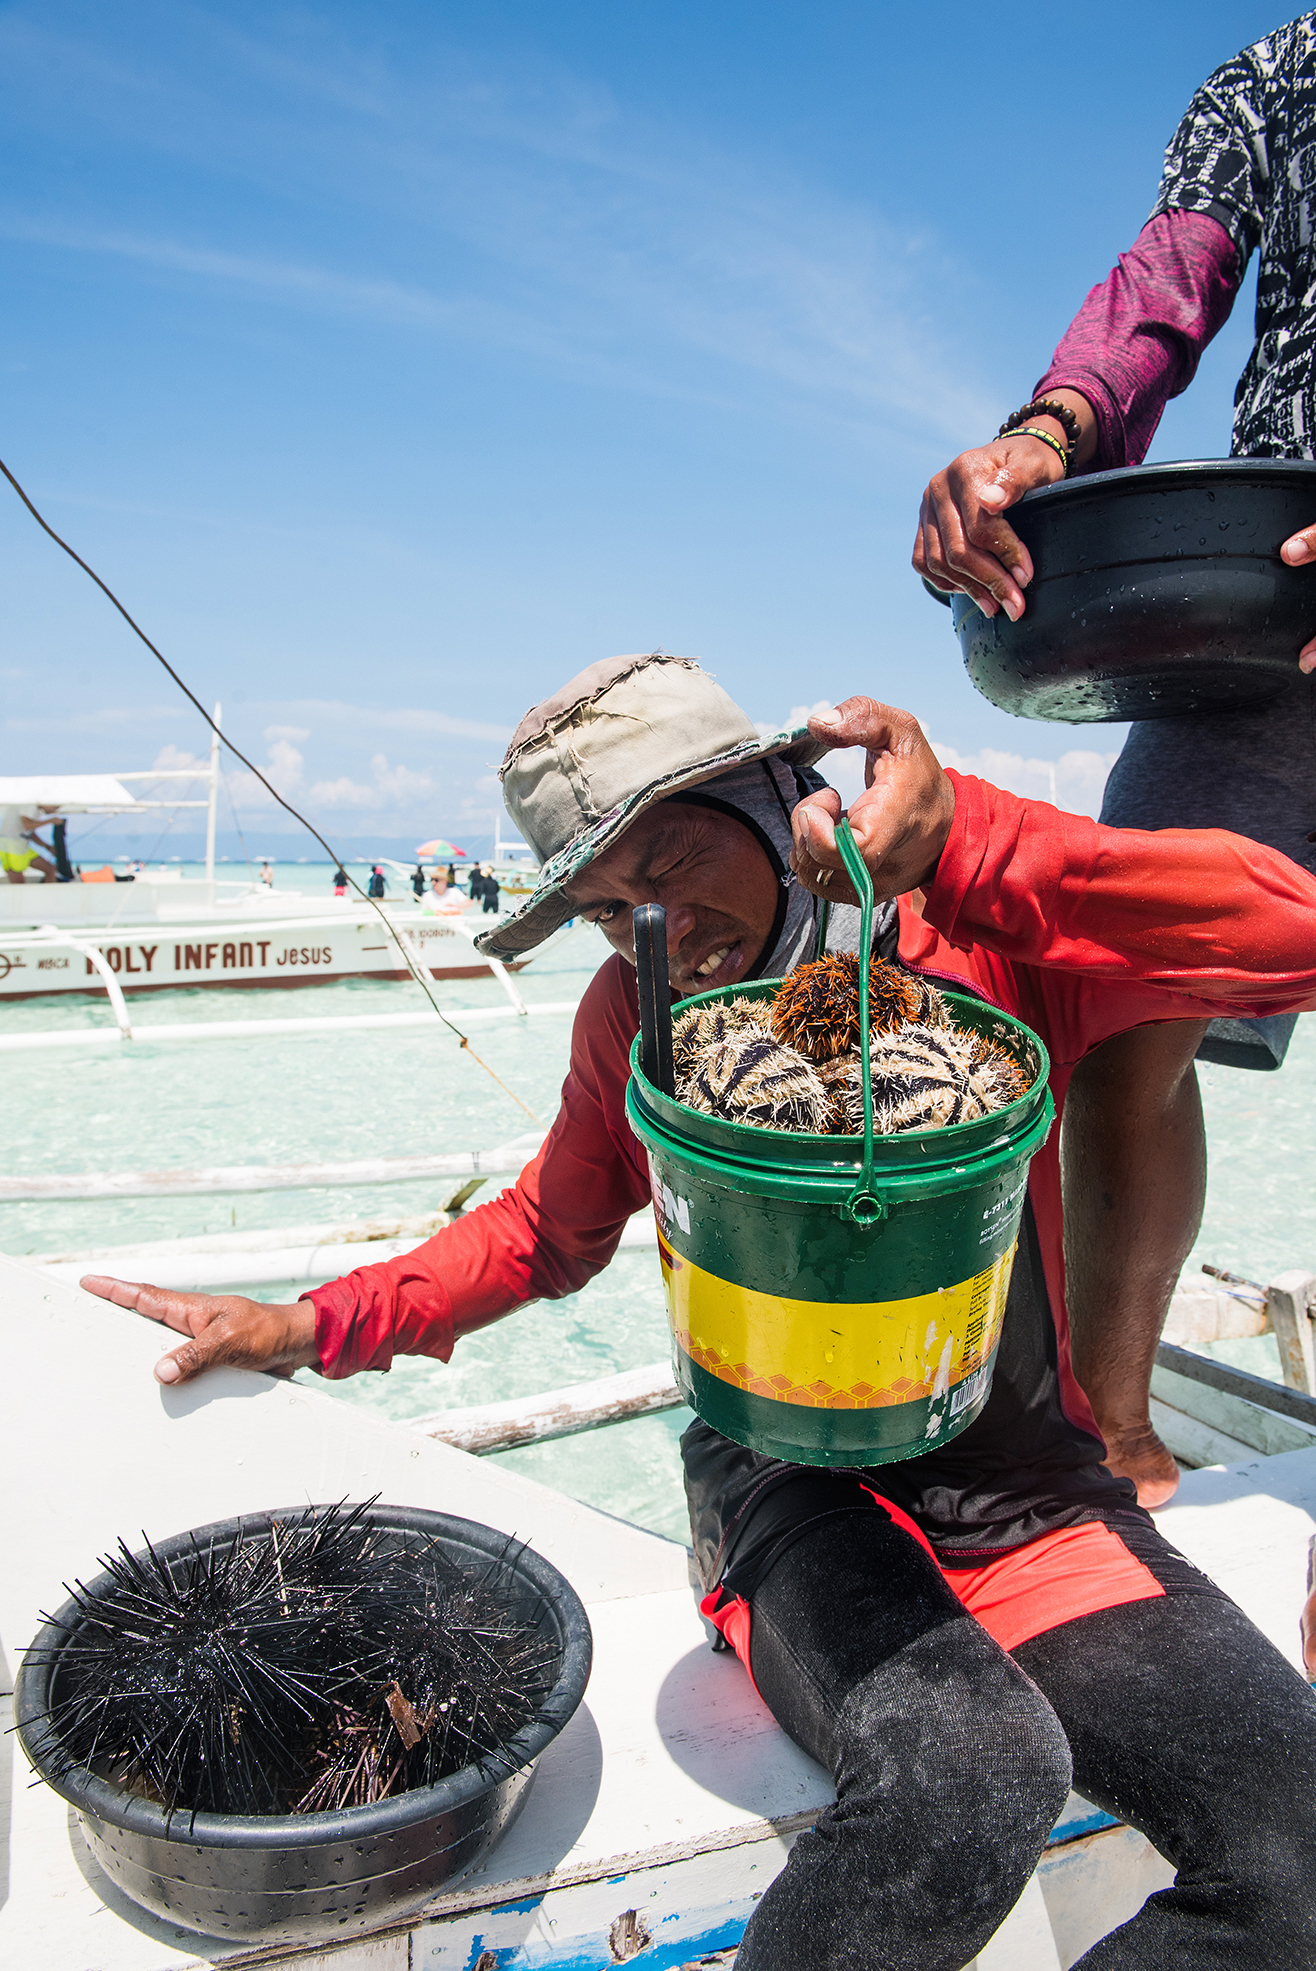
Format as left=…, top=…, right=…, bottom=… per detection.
left=659, top=1237, right=1015, bottom=1411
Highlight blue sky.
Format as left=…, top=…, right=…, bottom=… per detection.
left=0, top=2, right=1284, bottom=846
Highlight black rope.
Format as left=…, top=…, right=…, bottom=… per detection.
left=0, top=454, right=540, bottom=1123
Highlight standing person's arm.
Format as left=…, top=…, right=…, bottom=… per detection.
left=791, top=706, right=1316, bottom=1011
left=1059, top=1018, right=1207, bottom=1505
left=913, top=211, right=1242, bottom=618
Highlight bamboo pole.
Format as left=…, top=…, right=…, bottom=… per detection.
left=0, top=999, right=581, bottom=1055
left=30, top=1211, right=657, bottom=1290
left=414, top=1359, right=684, bottom=1455
left=0, top=1130, right=549, bottom=1201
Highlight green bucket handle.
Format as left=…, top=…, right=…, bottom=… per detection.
left=834, top=818, right=885, bottom=1228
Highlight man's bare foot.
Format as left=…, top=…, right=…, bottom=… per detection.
left=1100, top=1421, right=1181, bottom=1508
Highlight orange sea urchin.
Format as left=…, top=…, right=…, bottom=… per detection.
left=769, top=955, right=948, bottom=1062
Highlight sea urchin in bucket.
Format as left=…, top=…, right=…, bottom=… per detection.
left=626, top=820, right=1055, bottom=1468
left=674, top=954, right=1029, bottom=1137
left=14, top=1501, right=592, bottom=1943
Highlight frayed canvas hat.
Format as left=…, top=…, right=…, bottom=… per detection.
left=474, top=653, right=827, bottom=961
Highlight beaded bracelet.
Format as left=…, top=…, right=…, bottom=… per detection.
left=998, top=397, right=1081, bottom=451
left=998, top=397, right=1081, bottom=449
left=1005, top=425, right=1070, bottom=474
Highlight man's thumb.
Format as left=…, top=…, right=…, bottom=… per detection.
left=155, top=1334, right=218, bottom=1385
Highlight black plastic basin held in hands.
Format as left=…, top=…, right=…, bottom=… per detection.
left=946, top=458, right=1316, bottom=723
left=14, top=1505, right=592, bottom=1945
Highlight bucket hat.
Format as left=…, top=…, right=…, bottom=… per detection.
left=473, top=653, right=826, bottom=960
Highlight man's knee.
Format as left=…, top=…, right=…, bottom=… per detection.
left=834, top=1620, right=1072, bottom=1857
left=738, top=1623, right=1071, bottom=1971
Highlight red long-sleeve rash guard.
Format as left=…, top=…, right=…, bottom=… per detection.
left=309, top=773, right=1316, bottom=1392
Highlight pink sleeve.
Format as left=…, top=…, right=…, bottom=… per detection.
left=1033, top=209, right=1242, bottom=471
left=306, top=957, right=652, bottom=1378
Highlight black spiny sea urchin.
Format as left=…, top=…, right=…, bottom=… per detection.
left=32, top=1501, right=558, bottom=1821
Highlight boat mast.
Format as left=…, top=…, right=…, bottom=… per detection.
left=205, top=703, right=221, bottom=901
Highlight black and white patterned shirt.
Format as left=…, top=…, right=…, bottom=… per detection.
left=1152, top=13, right=1316, bottom=458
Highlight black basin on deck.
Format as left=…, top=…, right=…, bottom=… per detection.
left=948, top=458, right=1316, bottom=722
left=13, top=1504, right=593, bottom=1945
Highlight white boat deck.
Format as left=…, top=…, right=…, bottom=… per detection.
left=3, top=1252, right=1314, bottom=1971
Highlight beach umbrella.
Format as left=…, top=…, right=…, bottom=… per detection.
left=414, top=838, right=467, bottom=859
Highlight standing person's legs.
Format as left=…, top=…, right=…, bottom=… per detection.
left=1061, top=1018, right=1208, bottom=1506
left=1065, top=680, right=1316, bottom=1504
left=1015, top=1591, right=1316, bottom=1967
left=734, top=1515, right=1072, bottom=1971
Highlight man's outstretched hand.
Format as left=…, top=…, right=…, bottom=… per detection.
left=79, top=1275, right=319, bottom=1386
left=791, top=699, right=955, bottom=905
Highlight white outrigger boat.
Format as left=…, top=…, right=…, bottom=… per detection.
left=2, top=1134, right=1315, bottom=1969
left=0, top=725, right=532, bottom=1005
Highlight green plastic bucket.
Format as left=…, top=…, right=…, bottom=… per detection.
left=625, top=822, right=1055, bottom=1467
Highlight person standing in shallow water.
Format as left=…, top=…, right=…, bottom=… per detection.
left=367, top=864, right=386, bottom=899
left=478, top=862, right=500, bottom=914
left=411, top=864, right=426, bottom=900
left=914, top=15, right=1316, bottom=1508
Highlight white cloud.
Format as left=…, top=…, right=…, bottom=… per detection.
left=306, top=752, right=436, bottom=812
left=307, top=703, right=513, bottom=746
left=0, top=216, right=475, bottom=332
left=765, top=708, right=1118, bottom=819
left=0, top=27, right=996, bottom=450
left=928, top=742, right=1118, bottom=820
left=149, top=742, right=205, bottom=773
left=209, top=729, right=306, bottom=810
left=303, top=774, right=377, bottom=811
left=265, top=737, right=305, bottom=792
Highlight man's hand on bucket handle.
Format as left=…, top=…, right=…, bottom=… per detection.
left=80, top=1274, right=319, bottom=1385
left=790, top=699, right=955, bottom=906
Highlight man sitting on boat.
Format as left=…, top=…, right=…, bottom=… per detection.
left=85, top=652, right=1316, bottom=1971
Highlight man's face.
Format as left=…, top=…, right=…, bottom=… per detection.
left=566, top=800, right=780, bottom=995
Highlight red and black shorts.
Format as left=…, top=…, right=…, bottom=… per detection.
left=700, top=1473, right=1226, bottom=1682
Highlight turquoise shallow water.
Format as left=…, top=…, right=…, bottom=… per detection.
left=2, top=864, right=1312, bottom=1537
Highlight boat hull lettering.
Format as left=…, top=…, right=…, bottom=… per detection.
left=0, top=915, right=524, bottom=999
